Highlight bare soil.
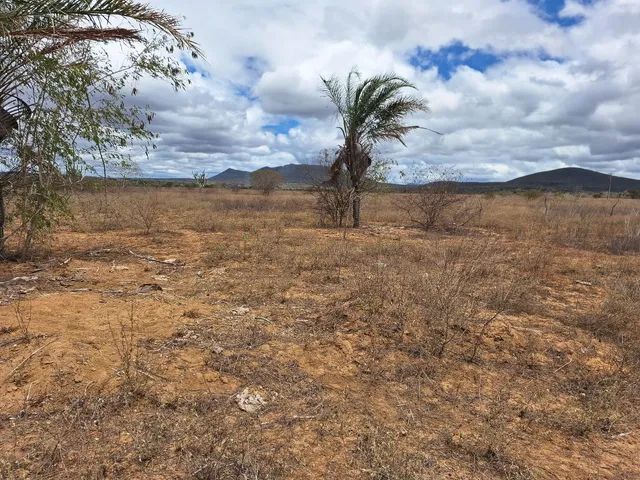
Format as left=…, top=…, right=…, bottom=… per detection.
left=1, top=189, right=639, bottom=479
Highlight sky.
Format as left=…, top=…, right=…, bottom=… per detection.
left=126, top=0, right=640, bottom=181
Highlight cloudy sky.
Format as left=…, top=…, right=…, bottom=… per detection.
left=131, top=0, right=640, bottom=181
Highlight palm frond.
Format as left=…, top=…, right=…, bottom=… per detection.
left=0, top=0, right=201, bottom=54
left=323, top=68, right=430, bottom=187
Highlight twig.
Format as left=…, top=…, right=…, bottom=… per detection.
left=553, top=358, right=573, bottom=373
left=3, top=338, right=57, bottom=383
left=128, top=250, right=184, bottom=266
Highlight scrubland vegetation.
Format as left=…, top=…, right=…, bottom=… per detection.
left=1, top=187, right=639, bottom=479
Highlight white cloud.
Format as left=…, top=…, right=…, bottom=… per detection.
left=119, top=0, right=640, bottom=181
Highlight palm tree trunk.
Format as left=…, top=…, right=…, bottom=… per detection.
left=352, top=184, right=361, bottom=228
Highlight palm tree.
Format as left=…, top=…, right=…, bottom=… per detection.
left=321, top=69, right=429, bottom=227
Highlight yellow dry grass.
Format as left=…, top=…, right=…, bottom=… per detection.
left=1, top=187, right=639, bottom=479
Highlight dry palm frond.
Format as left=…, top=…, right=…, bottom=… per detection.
left=0, top=0, right=201, bottom=54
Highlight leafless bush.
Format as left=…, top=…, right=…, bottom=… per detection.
left=251, top=169, right=284, bottom=195
left=13, top=301, right=32, bottom=341
left=349, top=240, right=535, bottom=360
left=109, top=304, right=148, bottom=395
left=398, top=167, right=482, bottom=231
left=72, top=193, right=128, bottom=232
left=609, top=211, right=640, bottom=254
left=309, top=149, right=392, bottom=227
left=548, top=199, right=597, bottom=248
left=312, top=169, right=353, bottom=227
left=573, top=275, right=640, bottom=432
left=131, top=189, right=161, bottom=234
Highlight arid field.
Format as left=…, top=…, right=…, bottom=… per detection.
left=1, top=188, right=639, bottom=479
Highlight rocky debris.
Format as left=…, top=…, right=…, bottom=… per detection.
left=0, top=275, right=38, bottom=286
left=231, top=306, right=250, bottom=316
left=137, top=283, right=163, bottom=294
left=236, top=386, right=267, bottom=413
left=128, top=250, right=184, bottom=266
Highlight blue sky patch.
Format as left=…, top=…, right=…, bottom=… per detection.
left=181, top=54, right=210, bottom=78
left=233, top=84, right=257, bottom=101
left=232, top=56, right=269, bottom=101
left=410, top=42, right=502, bottom=80
left=244, top=56, right=267, bottom=76
left=262, top=118, right=300, bottom=135
left=525, top=0, right=592, bottom=27
left=410, top=41, right=564, bottom=80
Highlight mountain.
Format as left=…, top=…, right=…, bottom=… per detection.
left=504, top=167, right=640, bottom=192
left=206, top=164, right=640, bottom=192
left=209, top=164, right=328, bottom=185
left=209, top=168, right=252, bottom=184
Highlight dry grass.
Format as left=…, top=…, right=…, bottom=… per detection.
left=1, top=187, right=639, bottom=479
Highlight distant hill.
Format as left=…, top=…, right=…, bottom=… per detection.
left=208, top=164, right=640, bottom=192
left=117, top=164, right=640, bottom=193
left=209, top=168, right=252, bottom=184
left=209, top=163, right=328, bottom=185
left=504, top=167, right=640, bottom=192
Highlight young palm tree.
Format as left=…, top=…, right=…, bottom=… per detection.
left=322, top=69, right=429, bottom=227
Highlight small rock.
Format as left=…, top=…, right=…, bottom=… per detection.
left=232, top=306, right=250, bottom=316
left=153, top=275, right=169, bottom=282
left=236, top=387, right=267, bottom=413
left=111, top=265, right=129, bottom=271
left=211, top=343, right=224, bottom=354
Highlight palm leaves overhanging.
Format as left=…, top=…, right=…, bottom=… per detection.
left=0, top=0, right=200, bottom=142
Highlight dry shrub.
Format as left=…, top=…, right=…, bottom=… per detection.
left=347, top=239, right=542, bottom=360
left=547, top=199, right=598, bottom=248
left=109, top=304, right=149, bottom=396
left=354, top=428, right=433, bottom=479
left=571, top=274, right=640, bottom=433
left=251, top=169, right=284, bottom=195
left=397, top=168, right=482, bottom=231
left=189, top=212, right=222, bottom=233
left=608, top=212, right=640, bottom=254
left=312, top=175, right=353, bottom=227
left=131, top=189, right=161, bottom=234
left=72, top=192, right=128, bottom=232
left=13, top=300, right=32, bottom=340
